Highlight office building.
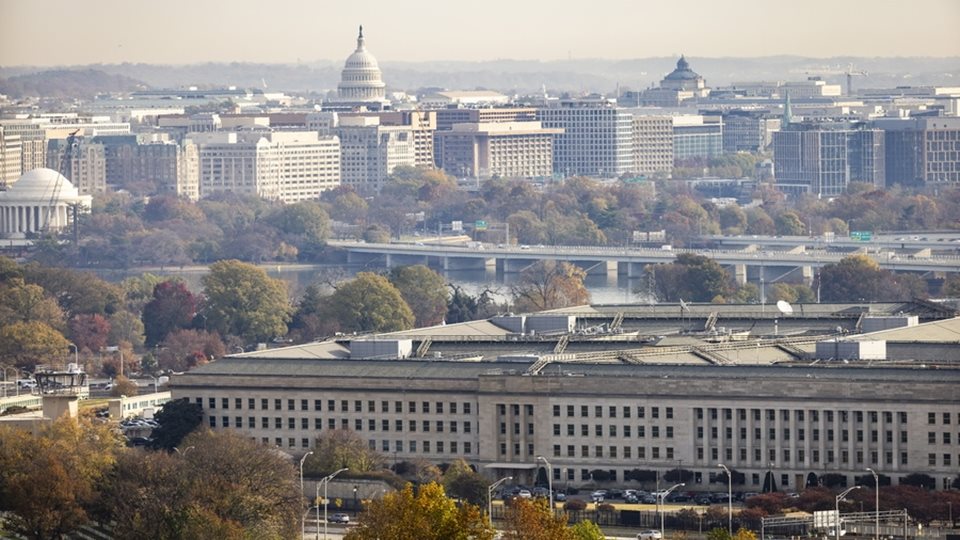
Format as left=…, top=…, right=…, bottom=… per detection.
left=721, top=110, right=781, bottom=153
left=192, top=131, right=341, bottom=203
left=631, top=115, right=673, bottom=177
left=537, top=101, right=634, bottom=177
left=673, top=115, right=723, bottom=162
left=0, top=126, right=22, bottom=188
left=773, top=122, right=885, bottom=197
left=434, top=121, right=561, bottom=179
left=343, top=111, right=437, bottom=168
left=873, top=116, right=960, bottom=187
left=171, top=301, right=960, bottom=493
left=46, top=138, right=107, bottom=196
left=335, top=117, right=415, bottom=193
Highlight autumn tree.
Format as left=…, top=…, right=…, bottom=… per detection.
left=0, top=320, right=70, bottom=371
left=389, top=265, right=449, bottom=327
left=345, top=482, right=494, bottom=540
left=503, top=497, right=574, bottom=540
left=817, top=254, right=918, bottom=302
left=570, top=520, right=605, bottom=540
left=20, top=263, right=123, bottom=317
left=510, top=261, right=590, bottom=313
left=68, top=313, right=111, bottom=353
left=645, top=253, right=735, bottom=303
left=322, top=272, right=414, bottom=333
left=0, top=418, right=124, bottom=540
left=142, top=280, right=198, bottom=346
left=201, top=260, right=292, bottom=343
left=306, top=428, right=385, bottom=475
left=110, top=375, right=139, bottom=397
left=0, top=278, right=65, bottom=330
left=447, top=285, right=499, bottom=324
left=157, top=329, right=225, bottom=372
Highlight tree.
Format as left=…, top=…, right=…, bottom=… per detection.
left=306, top=428, right=385, bottom=475
left=107, top=310, right=145, bottom=350
left=322, top=272, right=414, bottom=333
left=447, top=285, right=498, bottom=323
left=0, top=279, right=65, bottom=330
left=158, top=329, right=225, bottom=372
left=0, top=418, right=124, bottom=540
left=817, top=254, right=915, bottom=302
left=503, top=497, right=574, bottom=540
left=110, top=375, right=139, bottom=397
left=0, top=320, right=70, bottom=371
left=442, top=459, right=488, bottom=506
left=646, top=253, right=734, bottom=303
left=345, top=482, right=493, bottom=540
left=142, top=280, right=198, bottom=346
left=774, top=211, right=806, bottom=236
left=707, top=528, right=732, bottom=540
left=201, top=260, right=292, bottom=343
left=510, top=261, right=590, bottom=313
left=389, top=265, right=449, bottom=327
left=664, top=468, right=694, bottom=483
left=21, top=263, right=123, bottom=317
left=149, top=398, right=204, bottom=451
left=570, top=520, right=605, bottom=540
left=68, top=313, right=111, bottom=353
left=900, top=473, right=936, bottom=490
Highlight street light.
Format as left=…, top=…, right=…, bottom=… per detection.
left=718, top=464, right=733, bottom=536
left=487, top=476, right=513, bottom=527
left=836, top=486, right=862, bottom=540
left=318, top=467, right=348, bottom=540
left=536, top=456, right=554, bottom=514
left=299, top=452, right=313, bottom=539
left=866, top=468, right=879, bottom=540
left=659, top=482, right=685, bottom=540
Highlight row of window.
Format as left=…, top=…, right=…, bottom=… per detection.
left=552, top=424, right=675, bottom=439
left=255, top=435, right=474, bottom=455
left=199, top=397, right=473, bottom=415
left=208, top=415, right=473, bottom=434
left=696, top=408, right=911, bottom=424
left=547, top=444, right=676, bottom=460
left=698, top=426, right=912, bottom=444
left=551, top=405, right=675, bottom=419
left=699, top=446, right=908, bottom=466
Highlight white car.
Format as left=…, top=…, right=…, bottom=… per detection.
left=638, top=530, right=663, bottom=540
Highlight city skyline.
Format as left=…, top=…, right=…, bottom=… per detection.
left=1, top=0, right=959, bottom=67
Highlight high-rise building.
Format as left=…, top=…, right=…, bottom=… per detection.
left=435, top=108, right=537, bottom=132
left=0, top=126, right=22, bottom=188
left=342, top=111, right=436, bottom=168
left=773, top=122, right=885, bottom=197
left=872, top=116, right=960, bottom=187
left=672, top=115, right=723, bottom=163
left=134, top=140, right=201, bottom=201
left=192, top=131, right=341, bottom=203
left=434, top=121, right=561, bottom=179
left=537, top=100, right=633, bottom=177
left=721, top=110, right=781, bottom=153
left=335, top=116, right=415, bottom=193
left=46, top=138, right=107, bottom=196
left=631, top=115, right=673, bottom=177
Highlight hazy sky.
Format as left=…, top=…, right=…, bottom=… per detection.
left=2, top=0, right=959, bottom=66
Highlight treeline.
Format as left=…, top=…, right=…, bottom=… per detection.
left=0, top=69, right=144, bottom=99
left=31, top=166, right=960, bottom=270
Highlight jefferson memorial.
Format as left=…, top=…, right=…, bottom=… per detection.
left=0, top=168, right=92, bottom=238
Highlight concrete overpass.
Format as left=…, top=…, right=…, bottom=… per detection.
left=329, top=241, right=960, bottom=284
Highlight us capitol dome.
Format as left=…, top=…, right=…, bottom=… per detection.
left=334, top=25, right=387, bottom=103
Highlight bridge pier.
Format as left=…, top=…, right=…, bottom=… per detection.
left=724, top=264, right=747, bottom=285
left=346, top=251, right=385, bottom=266
left=384, top=254, right=429, bottom=268
left=571, top=260, right=616, bottom=277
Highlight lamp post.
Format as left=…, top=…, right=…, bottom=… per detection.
left=836, top=486, right=862, bottom=540
left=2, top=367, right=19, bottom=397
left=866, top=468, right=879, bottom=540
left=487, top=476, right=513, bottom=527
left=353, top=485, right=358, bottom=515
left=659, top=482, right=685, bottom=540
left=536, top=456, right=554, bottom=514
left=299, top=452, right=313, bottom=539
left=318, top=467, right=348, bottom=540
left=718, top=464, right=733, bottom=536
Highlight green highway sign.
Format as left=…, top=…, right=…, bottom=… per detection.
left=850, top=231, right=872, bottom=241
left=475, top=220, right=488, bottom=231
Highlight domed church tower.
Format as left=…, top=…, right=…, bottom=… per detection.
left=335, top=25, right=387, bottom=103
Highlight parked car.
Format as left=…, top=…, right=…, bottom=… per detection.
left=554, top=491, right=567, bottom=502
left=517, top=489, right=532, bottom=499
left=638, top=530, right=663, bottom=540
left=328, top=513, right=350, bottom=524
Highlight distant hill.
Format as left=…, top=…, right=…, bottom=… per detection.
left=1, top=57, right=958, bottom=97
left=0, top=69, right=146, bottom=99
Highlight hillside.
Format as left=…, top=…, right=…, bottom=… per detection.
left=0, top=69, right=146, bottom=99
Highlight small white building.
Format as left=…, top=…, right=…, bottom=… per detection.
left=0, top=168, right=92, bottom=238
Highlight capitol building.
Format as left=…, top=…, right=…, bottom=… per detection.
left=0, top=168, right=91, bottom=238
left=331, top=26, right=389, bottom=109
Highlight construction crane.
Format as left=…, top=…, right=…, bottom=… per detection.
left=804, top=63, right=868, bottom=96
left=43, top=129, right=80, bottom=239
